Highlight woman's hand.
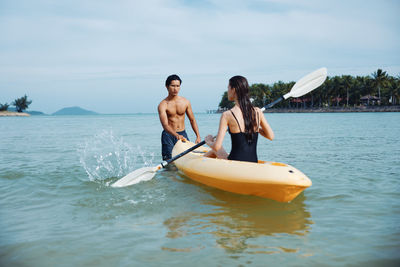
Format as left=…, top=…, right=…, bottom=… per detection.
left=205, top=135, right=215, bottom=147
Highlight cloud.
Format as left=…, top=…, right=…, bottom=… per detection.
left=0, top=0, right=399, bottom=113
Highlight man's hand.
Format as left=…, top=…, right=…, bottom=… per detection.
left=176, top=134, right=187, bottom=142
left=195, top=136, right=201, bottom=144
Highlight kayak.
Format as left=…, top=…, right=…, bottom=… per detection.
left=171, top=140, right=312, bottom=202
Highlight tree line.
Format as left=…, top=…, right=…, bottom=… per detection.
left=0, top=95, right=32, bottom=112
left=219, top=69, right=400, bottom=109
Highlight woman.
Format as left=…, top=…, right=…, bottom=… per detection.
left=204, top=76, right=274, bottom=162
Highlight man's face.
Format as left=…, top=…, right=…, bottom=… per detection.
left=166, top=80, right=181, bottom=96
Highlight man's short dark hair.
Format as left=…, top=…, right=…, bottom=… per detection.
left=165, top=74, right=182, bottom=87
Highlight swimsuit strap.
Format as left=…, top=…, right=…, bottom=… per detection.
left=230, top=110, right=242, bottom=132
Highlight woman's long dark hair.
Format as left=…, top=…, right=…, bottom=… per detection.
left=229, top=76, right=257, bottom=142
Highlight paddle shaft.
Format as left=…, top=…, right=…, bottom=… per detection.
left=261, top=68, right=327, bottom=111
left=161, top=140, right=206, bottom=167
left=264, top=96, right=284, bottom=109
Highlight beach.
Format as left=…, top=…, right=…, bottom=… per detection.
left=0, top=111, right=30, bottom=117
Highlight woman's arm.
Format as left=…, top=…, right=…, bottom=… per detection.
left=206, top=112, right=229, bottom=151
left=258, top=109, right=274, bottom=140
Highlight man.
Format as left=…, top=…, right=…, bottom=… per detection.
left=158, top=74, right=201, bottom=160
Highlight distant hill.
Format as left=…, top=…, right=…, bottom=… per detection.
left=52, top=106, right=98, bottom=116
left=27, top=111, right=46, bottom=115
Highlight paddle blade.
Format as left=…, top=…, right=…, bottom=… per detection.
left=284, top=67, right=327, bottom=99
left=111, top=165, right=160, bottom=187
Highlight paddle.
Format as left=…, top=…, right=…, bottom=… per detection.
left=261, top=67, right=327, bottom=111
left=111, top=140, right=206, bottom=187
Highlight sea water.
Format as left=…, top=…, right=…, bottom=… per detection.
left=0, top=113, right=399, bottom=266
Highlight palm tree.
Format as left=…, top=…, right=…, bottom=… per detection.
left=271, top=81, right=287, bottom=108
left=396, top=74, right=400, bottom=105
left=352, top=76, right=366, bottom=106
left=250, top=83, right=270, bottom=108
left=342, top=75, right=352, bottom=107
left=387, top=76, right=400, bottom=105
left=331, top=76, right=343, bottom=107
left=359, top=76, right=375, bottom=105
left=371, top=69, right=388, bottom=105
left=320, top=77, right=332, bottom=107
left=281, top=81, right=295, bottom=108
left=217, top=70, right=399, bottom=110
left=0, top=103, right=9, bottom=111
left=13, top=95, right=32, bottom=112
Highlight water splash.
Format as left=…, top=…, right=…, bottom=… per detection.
left=78, top=130, right=154, bottom=182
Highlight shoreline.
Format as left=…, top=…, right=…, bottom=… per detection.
left=213, top=105, right=400, bottom=113
left=0, top=111, right=30, bottom=117
left=263, top=106, right=400, bottom=113
left=1, top=106, right=399, bottom=116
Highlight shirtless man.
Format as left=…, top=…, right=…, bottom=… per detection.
left=158, top=74, right=201, bottom=160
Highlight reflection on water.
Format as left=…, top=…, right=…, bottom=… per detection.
left=163, top=171, right=313, bottom=254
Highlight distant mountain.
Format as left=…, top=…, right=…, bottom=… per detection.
left=27, top=111, right=46, bottom=115
left=52, top=106, right=98, bottom=116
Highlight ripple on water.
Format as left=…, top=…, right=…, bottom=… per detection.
left=78, top=130, right=155, bottom=182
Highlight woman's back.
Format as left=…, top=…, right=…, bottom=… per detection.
left=226, top=107, right=259, bottom=163
left=204, top=75, right=274, bottom=162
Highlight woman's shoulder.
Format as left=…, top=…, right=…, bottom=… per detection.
left=224, top=107, right=240, bottom=117
left=222, top=110, right=231, bottom=117
left=222, top=109, right=237, bottom=121
left=253, top=107, right=263, bottom=114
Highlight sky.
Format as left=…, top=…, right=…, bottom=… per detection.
left=1, top=0, right=399, bottom=114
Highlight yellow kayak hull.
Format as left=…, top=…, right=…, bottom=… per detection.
left=171, top=140, right=312, bottom=203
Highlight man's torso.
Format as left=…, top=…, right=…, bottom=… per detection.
left=163, top=96, right=188, bottom=132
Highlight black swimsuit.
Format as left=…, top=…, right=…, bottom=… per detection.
left=227, top=110, right=259, bottom=163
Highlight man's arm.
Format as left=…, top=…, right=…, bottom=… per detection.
left=158, top=101, right=186, bottom=140
left=186, top=101, right=201, bottom=143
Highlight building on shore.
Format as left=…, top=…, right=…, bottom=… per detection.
left=360, top=95, right=380, bottom=106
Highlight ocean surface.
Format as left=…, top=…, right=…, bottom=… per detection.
left=1, top=113, right=399, bottom=267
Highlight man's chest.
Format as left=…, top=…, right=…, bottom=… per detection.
left=166, top=102, right=186, bottom=116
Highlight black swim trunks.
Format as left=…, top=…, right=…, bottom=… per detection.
left=161, top=130, right=189, bottom=160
